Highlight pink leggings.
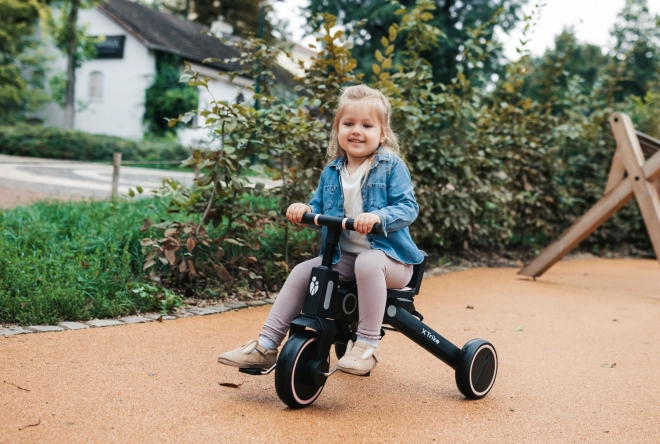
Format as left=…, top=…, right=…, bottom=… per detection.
left=261, top=249, right=413, bottom=345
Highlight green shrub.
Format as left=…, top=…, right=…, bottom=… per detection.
left=0, top=124, right=191, bottom=163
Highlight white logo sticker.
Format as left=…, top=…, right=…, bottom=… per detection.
left=309, top=276, right=319, bottom=295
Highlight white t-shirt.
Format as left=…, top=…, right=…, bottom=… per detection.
left=339, top=160, right=372, bottom=254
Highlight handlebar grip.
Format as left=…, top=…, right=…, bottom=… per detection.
left=300, top=213, right=384, bottom=235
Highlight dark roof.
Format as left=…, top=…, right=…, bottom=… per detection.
left=98, top=0, right=295, bottom=88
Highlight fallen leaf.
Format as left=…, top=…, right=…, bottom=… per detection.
left=466, top=305, right=474, bottom=309
left=602, top=363, right=616, bottom=368
left=218, top=382, right=243, bottom=388
left=156, top=316, right=163, bottom=323
left=513, top=326, right=523, bottom=331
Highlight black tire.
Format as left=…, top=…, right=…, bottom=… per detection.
left=334, top=342, right=347, bottom=359
left=274, top=331, right=328, bottom=408
left=455, top=339, right=498, bottom=400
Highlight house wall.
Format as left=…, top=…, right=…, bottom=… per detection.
left=38, top=8, right=156, bottom=139
left=38, top=6, right=259, bottom=144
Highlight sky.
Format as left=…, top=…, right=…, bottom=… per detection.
left=271, top=0, right=660, bottom=60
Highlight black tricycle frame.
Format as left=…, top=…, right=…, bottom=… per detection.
left=239, top=213, right=498, bottom=408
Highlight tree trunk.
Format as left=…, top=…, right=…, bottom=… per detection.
left=64, top=0, right=80, bottom=129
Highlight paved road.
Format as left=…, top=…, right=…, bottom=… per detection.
left=0, top=154, right=195, bottom=200
left=1, top=258, right=659, bottom=443
left=0, top=154, right=281, bottom=208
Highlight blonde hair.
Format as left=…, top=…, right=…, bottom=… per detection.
left=327, top=84, right=401, bottom=165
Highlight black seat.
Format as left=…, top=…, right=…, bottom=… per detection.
left=386, top=251, right=428, bottom=300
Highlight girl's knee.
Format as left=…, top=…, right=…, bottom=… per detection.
left=355, top=250, right=387, bottom=277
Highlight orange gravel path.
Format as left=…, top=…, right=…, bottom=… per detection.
left=1, top=258, right=659, bottom=443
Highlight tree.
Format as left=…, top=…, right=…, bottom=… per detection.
left=609, top=0, right=660, bottom=102
left=305, top=0, right=528, bottom=85
left=147, top=0, right=278, bottom=42
left=0, top=0, right=50, bottom=123
left=521, top=30, right=609, bottom=109
left=47, top=0, right=99, bottom=128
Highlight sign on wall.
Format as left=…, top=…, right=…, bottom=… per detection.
left=93, top=35, right=126, bottom=59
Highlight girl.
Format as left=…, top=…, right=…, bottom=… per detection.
left=217, top=84, right=424, bottom=376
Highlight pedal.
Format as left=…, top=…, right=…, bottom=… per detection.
left=238, top=367, right=264, bottom=375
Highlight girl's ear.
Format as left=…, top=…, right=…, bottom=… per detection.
left=381, top=126, right=390, bottom=144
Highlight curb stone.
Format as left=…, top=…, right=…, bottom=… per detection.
left=26, top=325, right=65, bottom=333
left=0, top=327, right=32, bottom=336
left=86, top=319, right=124, bottom=328
left=2, top=298, right=275, bottom=337
left=118, top=316, right=152, bottom=324
left=58, top=322, right=90, bottom=330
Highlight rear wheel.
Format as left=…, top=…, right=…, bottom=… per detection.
left=274, top=331, right=328, bottom=408
left=455, top=339, right=498, bottom=399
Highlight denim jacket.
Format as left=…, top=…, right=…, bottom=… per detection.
left=308, top=147, right=424, bottom=265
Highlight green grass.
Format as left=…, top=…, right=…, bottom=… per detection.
left=0, top=198, right=173, bottom=325
left=0, top=193, right=318, bottom=326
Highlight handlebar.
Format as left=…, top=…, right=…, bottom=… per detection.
left=301, top=213, right=384, bottom=235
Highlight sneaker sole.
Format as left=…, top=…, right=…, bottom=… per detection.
left=336, top=365, right=374, bottom=376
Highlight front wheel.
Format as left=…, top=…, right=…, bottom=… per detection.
left=274, top=331, right=328, bottom=408
left=455, top=339, right=498, bottom=399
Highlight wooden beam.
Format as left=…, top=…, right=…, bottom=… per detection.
left=610, top=113, right=660, bottom=262
left=604, top=147, right=626, bottom=195
left=518, top=178, right=634, bottom=277
left=518, top=113, right=660, bottom=278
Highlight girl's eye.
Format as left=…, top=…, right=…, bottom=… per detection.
left=343, top=122, right=353, bottom=126
left=364, top=124, right=372, bottom=128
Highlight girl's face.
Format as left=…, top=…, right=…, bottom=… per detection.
left=337, top=103, right=385, bottom=166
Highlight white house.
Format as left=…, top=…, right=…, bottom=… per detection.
left=37, top=0, right=296, bottom=144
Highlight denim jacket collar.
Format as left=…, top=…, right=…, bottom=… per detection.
left=327, top=146, right=391, bottom=171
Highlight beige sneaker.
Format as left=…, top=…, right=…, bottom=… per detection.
left=217, top=340, right=278, bottom=369
left=336, top=339, right=380, bottom=376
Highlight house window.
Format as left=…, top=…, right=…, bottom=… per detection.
left=89, top=71, right=103, bottom=101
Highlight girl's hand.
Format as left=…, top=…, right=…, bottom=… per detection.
left=286, top=203, right=312, bottom=224
left=353, top=213, right=381, bottom=234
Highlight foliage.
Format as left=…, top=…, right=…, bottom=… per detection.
left=305, top=0, right=527, bottom=85
left=0, top=0, right=50, bottom=123
left=0, top=124, right=191, bottom=163
left=135, top=0, right=660, bottom=300
left=144, top=53, right=200, bottom=136
left=45, top=0, right=100, bottom=65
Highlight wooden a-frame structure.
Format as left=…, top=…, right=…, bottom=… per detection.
left=519, top=112, right=660, bottom=278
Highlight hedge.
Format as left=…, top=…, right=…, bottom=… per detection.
left=0, top=124, right=191, bottom=163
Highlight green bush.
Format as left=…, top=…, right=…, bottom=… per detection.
left=0, top=124, right=191, bottom=163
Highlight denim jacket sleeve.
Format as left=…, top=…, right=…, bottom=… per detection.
left=371, top=159, right=419, bottom=233
left=307, top=169, right=325, bottom=214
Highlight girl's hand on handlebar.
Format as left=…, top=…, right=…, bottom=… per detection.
left=353, top=213, right=381, bottom=234
left=286, top=203, right=312, bottom=224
